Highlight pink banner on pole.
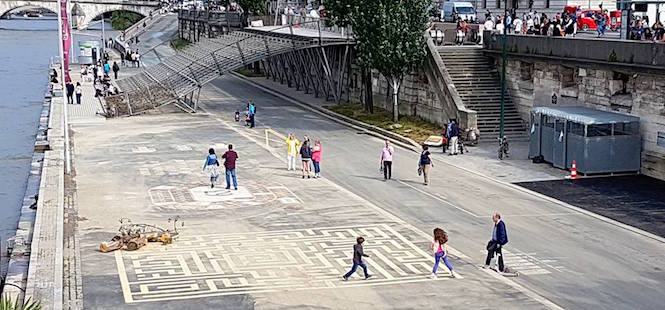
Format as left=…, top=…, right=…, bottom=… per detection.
left=61, top=0, right=71, bottom=83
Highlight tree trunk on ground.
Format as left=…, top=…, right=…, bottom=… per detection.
left=391, top=79, right=400, bottom=123
left=363, top=68, right=374, bottom=113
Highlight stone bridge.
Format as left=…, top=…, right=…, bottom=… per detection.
left=0, top=0, right=161, bottom=29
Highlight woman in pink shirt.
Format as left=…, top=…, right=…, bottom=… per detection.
left=380, top=140, right=394, bottom=180
left=312, top=139, right=322, bottom=178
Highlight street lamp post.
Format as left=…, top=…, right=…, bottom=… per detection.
left=500, top=0, right=508, bottom=139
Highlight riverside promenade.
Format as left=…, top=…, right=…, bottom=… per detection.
left=59, top=76, right=665, bottom=309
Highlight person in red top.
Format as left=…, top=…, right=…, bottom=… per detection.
left=222, top=144, right=238, bottom=190
left=312, top=139, right=322, bottom=178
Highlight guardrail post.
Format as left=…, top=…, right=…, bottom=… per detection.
left=236, top=42, right=246, bottom=65
left=317, top=19, right=322, bottom=46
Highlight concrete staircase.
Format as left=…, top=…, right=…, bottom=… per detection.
left=437, top=46, right=526, bottom=141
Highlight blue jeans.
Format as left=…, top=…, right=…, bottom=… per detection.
left=225, top=169, right=237, bottom=189
left=344, top=261, right=369, bottom=279
left=313, top=160, right=320, bottom=174
left=433, top=251, right=453, bottom=273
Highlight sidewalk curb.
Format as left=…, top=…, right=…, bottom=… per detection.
left=230, top=73, right=422, bottom=152
left=230, top=73, right=665, bottom=245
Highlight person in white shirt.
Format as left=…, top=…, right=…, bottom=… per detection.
left=484, top=18, right=494, bottom=31
left=496, top=17, right=505, bottom=34
left=526, top=16, right=535, bottom=30
left=513, top=17, right=523, bottom=34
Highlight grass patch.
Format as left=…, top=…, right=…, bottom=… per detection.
left=327, top=103, right=442, bottom=143
left=170, top=38, right=190, bottom=50
left=235, top=67, right=264, bottom=77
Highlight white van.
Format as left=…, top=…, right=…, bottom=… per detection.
left=441, top=1, right=476, bottom=23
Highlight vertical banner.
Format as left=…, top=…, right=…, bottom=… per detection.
left=61, top=0, right=71, bottom=83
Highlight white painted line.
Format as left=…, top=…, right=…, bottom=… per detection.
left=432, top=156, right=665, bottom=244
left=197, top=101, right=563, bottom=310
left=115, top=251, right=134, bottom=303
left=228, top=74, right=665, bottom=245
left=396, top=179, right=481, bottom=218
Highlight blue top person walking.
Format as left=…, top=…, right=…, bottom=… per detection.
left=202, top=148, right=220, bottom=188
left=248, top=101, right=256, bottom=128
left=342, top=236, right=373, bottom=281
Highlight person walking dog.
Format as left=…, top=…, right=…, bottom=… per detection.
left=342, top=236, right=372, bottom=281
left=483, top=212, right=508, bottom=272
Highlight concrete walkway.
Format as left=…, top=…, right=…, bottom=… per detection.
left=67, top=75, right=665, bottom=309
left=238, top=74, right=568, bottom=183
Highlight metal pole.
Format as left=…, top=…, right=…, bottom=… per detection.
left=500, top=0, right=508, bottom=139
left=58, top=0, right=71, bottom=174
left=101, top=12, right=105, bottom=54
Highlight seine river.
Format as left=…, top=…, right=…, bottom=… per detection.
left=0, top=17, right=115, bottom=261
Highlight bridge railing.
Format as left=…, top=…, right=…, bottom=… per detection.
left=113, top=6, right=164, bottom=55
left=109, top=16, right=353, bottom=116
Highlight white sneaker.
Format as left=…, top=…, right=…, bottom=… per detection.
left=451, top=271, right=459, bottom=278
left=429, top=273, right=437, bottom=279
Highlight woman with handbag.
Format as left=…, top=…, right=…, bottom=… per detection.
left=419, top=145, right=433, bottom=185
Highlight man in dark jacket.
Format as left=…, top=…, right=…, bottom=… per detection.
left=484, top=212, right=508, bottom=272
left=342, top=236, right=372, bottom=281
left=112, top=61, right=120, bottom=79
left=66, top=82, right=75, bottom=104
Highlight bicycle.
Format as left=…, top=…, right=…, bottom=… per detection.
left=498, top=136, right=509, bottom=160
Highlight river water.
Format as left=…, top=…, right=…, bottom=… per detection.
left=0, top=17, right=115, bottom=257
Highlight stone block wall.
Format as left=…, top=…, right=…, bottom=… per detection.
left=347, top=66, right=447, bottom=127
left=498, top=58, right=665, bottom=180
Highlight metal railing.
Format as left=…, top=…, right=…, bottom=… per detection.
left=109, top=17, right=353, bottom=116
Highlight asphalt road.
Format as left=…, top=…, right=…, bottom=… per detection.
left=203, top=75, right=665, bottom=310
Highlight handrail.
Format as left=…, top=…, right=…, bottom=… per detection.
left=423, top=32, right=477, bottom=131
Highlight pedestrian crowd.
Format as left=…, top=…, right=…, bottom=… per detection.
left=197, top=100, right=514, bottom=282
left=484, top=9, right=587, bottom=37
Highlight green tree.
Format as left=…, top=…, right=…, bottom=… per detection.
left=326, top=0, right=354, bottom=27
left=226, top=0, right=266, bottom=15
left=330, top=0, right=429, bottom=121
left=0, top=294, right=41, bottom=310
left=110, top=11, right=143, bottom=31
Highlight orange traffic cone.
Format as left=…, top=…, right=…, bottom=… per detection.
left=568, top=160, right=579, bottom=180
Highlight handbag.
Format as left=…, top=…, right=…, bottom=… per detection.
left=486, top=240, right=496, bottom=251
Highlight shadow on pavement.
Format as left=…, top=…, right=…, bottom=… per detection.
left=516, top=175, right=665, bottom=238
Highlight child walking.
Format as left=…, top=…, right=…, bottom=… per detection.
left=342, top=236, right=372, bottom=281
left=430, top=228, right=458, bottom=278
left=202, top=148, right=220, bottom=188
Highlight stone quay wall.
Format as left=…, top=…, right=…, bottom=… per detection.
left=496, top=58, right=665, bottom=180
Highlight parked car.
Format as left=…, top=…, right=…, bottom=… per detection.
left=441, top=2, right=476, bottom=23
left=578, top=10, right=609, bottom=31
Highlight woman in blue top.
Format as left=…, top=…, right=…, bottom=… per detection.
left=202, top=148, right=220, bottom=188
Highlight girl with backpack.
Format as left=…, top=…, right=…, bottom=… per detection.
left=429, top=228, right=457, bottom=278
left=202, top=148, right=220, bottom=188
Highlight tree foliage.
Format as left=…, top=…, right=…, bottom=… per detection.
left=0, top=295, right=42, bottom=310
left=329, top=0, right=429, bottom=121
left=110, top=10, right=143, bottom=31
left=227, top=0, right=266, bottom=15
left=326, top=0, right=355, bottom=27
